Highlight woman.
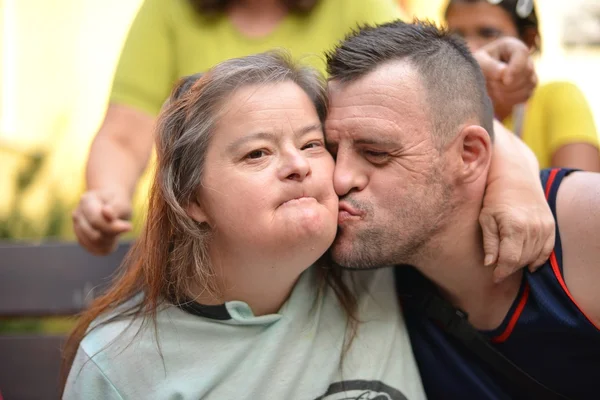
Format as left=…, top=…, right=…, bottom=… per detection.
left=444, top=0, right=600, bottom=171
left=62, top=51, right=426, bottom=400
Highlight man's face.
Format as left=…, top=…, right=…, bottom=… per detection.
left=326, top=62, right=455, bottom=269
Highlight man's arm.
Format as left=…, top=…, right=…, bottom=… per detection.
left=72, top=104, right=155, bottom=255
left=557, top=171, right=600, bottom=328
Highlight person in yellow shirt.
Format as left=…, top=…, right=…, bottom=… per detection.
left=73, top=0, right=405, bottom=254
left=444, top=0, right=600, bottom=171
left=73, top=0, right=538, bottom=256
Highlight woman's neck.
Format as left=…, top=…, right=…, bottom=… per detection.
left=189, top=245, right=313, bottom=316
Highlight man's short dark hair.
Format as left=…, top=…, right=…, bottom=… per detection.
left=326, top=20, right=494, bottom=146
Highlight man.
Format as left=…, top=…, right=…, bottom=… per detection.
left=325, top=20, right=599, bottom=399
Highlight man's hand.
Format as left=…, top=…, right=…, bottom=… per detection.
left=479, top=121, right=555, bottom=282
left=474, top=37, right=537, bottom=113
left=72, top=190, right=133, bottom=255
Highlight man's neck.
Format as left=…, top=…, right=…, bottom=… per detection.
left=415, top=206, right=523, bottom=330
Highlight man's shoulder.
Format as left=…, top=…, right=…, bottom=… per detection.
left=555, top=169, right=600, bottom=328
left=554, top=169, right=600, bottom=234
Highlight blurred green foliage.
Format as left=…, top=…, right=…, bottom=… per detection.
left=0, top=150, right=72, bottom=240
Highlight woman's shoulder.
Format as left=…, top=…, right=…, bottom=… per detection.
left=80, top=295, right=150, bottom=358
left=528, top=80, right=594, bottom=125
left=533, top=80, right=587, bottom=104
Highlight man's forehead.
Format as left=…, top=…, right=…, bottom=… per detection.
left=325, top=63, right=429, bottom=145
left=327, top=61, right=421, bottom=99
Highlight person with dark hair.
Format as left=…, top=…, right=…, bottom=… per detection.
left=62, top=50, right=426, bottom=400
left=326, top=19, right=600, bottom=399
left=445, top=0, right=600, bottom=172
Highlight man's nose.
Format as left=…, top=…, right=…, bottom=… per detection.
left=333, top=151, right=367, bottom=196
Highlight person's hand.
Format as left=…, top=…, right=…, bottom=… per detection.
left=72, top=190, right=133, bottom=255
left=474, top=37, right=537, bottom=110
left=479, top=121, right=555, bottom=282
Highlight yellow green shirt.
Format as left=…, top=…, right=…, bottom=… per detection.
left=111, top=0, right=405, bottom=116
left=503, top=82, right=599, bottom=169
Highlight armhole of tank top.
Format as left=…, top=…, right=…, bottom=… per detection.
left=490, top=281, right=530, bottom=344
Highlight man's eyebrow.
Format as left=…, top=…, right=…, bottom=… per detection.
left=354, top=138, right=399, bottom=147
left=226, top=123, right=323, bottom=153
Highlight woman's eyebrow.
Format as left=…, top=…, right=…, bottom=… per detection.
left=226, top=123, right=322, bottom=153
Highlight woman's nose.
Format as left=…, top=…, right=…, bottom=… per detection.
left=279, top=149, right=311, bottom=182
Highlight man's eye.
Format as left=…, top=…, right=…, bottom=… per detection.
left=246, top=150, right=266, bottom=159
left=364, top=150, right=388, bottom=158
left=363, top=150, right=390, bottom=164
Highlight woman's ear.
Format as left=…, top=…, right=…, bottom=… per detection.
left=457, top=124, right=493, bottom=184
left=186, top=197, right=209, bottom=224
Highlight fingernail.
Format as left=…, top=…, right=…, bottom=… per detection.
left=484, top=254, right=494, bottom=266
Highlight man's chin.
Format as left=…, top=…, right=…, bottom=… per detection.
left=328, top=240, right=389, bottom=271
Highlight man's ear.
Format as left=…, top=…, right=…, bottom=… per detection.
left=456, top=124, right=492, bottom=184
left=186, top=197, right=209, bottom=224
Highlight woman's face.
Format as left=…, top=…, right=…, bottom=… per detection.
left=193, top=81, right=338, bottom=264
left=446, top=1, right=520, bottom=52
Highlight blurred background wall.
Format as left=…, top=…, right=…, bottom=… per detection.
left=0, top=0, right=599, bottom=241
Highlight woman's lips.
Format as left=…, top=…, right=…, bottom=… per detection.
left=280, top=196, right=317, bottom=207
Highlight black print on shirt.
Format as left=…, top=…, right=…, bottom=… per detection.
left=314, top=380, right=408, bottom=400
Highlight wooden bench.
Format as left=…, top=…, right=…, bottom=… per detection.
left=0, top=242, right=130, bottom=400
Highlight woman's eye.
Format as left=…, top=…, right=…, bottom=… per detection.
left=302, top=141, right=323, bottom=150
left=246, top=150, right=266, bottom=159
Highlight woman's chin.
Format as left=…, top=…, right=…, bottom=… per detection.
left=280, top=206, right=336, bottom=235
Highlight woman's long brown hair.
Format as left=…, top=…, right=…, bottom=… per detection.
left=60, top=51, right=357, bottom=393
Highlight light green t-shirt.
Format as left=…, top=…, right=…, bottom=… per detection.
left=63, top=267, right=425, bottom=399
left=110, top=0, right=405, bottom=115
